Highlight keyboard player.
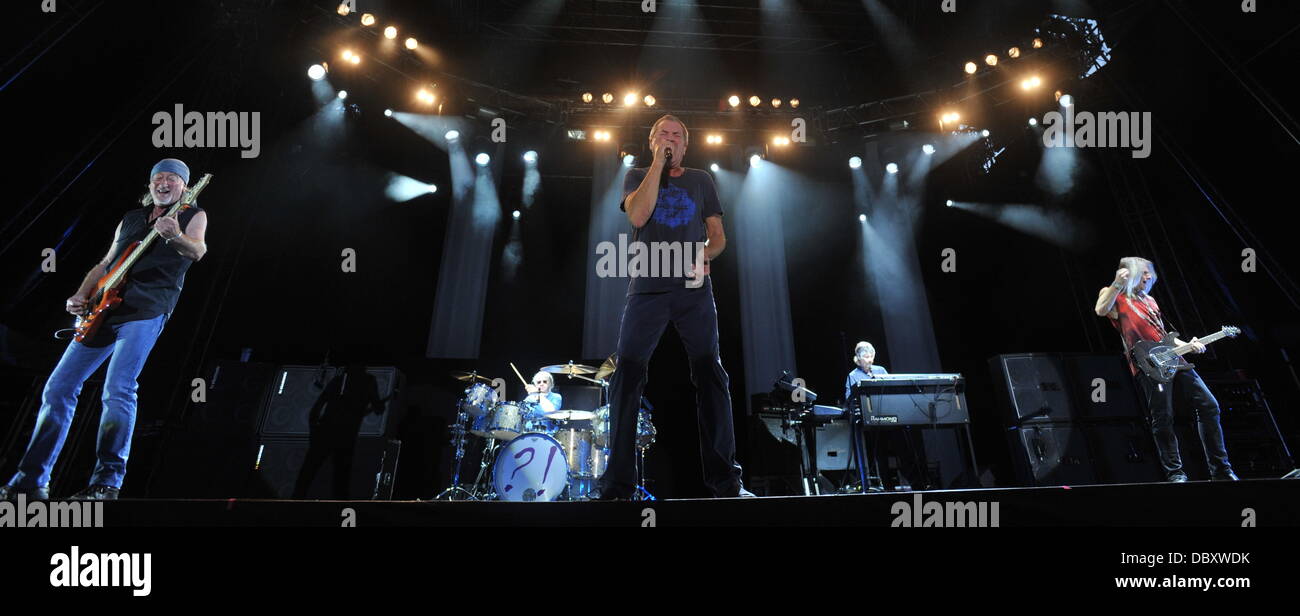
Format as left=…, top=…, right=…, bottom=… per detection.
left=843, top=341, right=889, bottom=402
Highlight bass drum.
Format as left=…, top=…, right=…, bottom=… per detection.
left=492, top=433, right=570, bottom=502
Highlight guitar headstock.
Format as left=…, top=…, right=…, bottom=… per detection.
left=180, top=173, right=213, bottom=205
left=1222, top=325, right=1241, bottom=338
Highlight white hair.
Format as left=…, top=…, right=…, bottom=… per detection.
left=1118, top=256, right=1157, bottom=299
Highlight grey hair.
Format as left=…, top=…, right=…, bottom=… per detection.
left=532, top=371, right=554, bottom=389
left=853, top=341, right=876, bottom=358
left=1118, top=256, right=1156, bottom=298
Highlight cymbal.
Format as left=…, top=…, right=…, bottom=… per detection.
left=545, top=410, right=596, bottom=421
left=540, top=361, right=596, bottom=375
left=449, top=370, right=492, bottom=383
left=595, top=354, right=618, bottom=381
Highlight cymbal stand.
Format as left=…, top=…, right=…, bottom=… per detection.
left=434, top=403, right=477, bottom=500
left=633, top=446, right=655, bottom=501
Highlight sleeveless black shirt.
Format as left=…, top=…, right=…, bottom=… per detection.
left=103, top=203, right=203, bottom=324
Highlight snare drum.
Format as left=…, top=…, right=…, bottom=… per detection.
left=492, top=433, right=569, bottom=502
left=459, top=382, right=497, bottom=418
left=484, top=402, right=527, bottom=440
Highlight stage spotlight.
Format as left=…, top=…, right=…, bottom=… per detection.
left=602, top=92, right=614, bottom=104
left=946, top=199, right=954, bottom=207
left=582, top=92, right=593, bottom=103
left=623, top=154, right=635, bottom=166
left=384, top=109, right=393, bottom=117
left=643, top=95, right=656, bottom=107
left=1008, top=46, right=1021, bottom=58
left=337, top=90, right=348, bottom=100
left=886, top=162, right=898, bottom=174
left=728, top=95, right=740, bottom=108
left=384, top=26, right=397, bottom=39
left=1059, top=93, right=1074, bottom=107
left=1020, top=75, right=1042, bottom=91
left=1028, top=117, right=1038, bottom=126
left=859, top=214, right=867, bottom=223
left=1032, top=37, right=1044, bottom=49
left=341, top=49, right=354, bottom=61
left=749, top=154, right=761, bottom=167
left=710, top=163, right=719, bottom=172
left=337, top=2, right=350, bottom=16
left=428, top=184, right=438, bottom=194
left=964, top=61, right=977, bottom=75
left=849, top=156, right=862, bottom=169
left=405, top=37, right=418, bottom=50
left=350, top=54, right=361, bottom=65
left=790, top=98, right=800, bottom=108
left=772, top=98, right=782, bottom=108
left=749, top=95, right=761, bottom=107
left=981, top=129, right=990, bottom=138
left=985, top=54, right=998, bottom=66
left=445, top=129, right=460, bottom=141
left=772, top=136, right=790, bottom=146
left=512, top=210, right=521, bottom=220
left=705, top=134, right=722, bottom=145
left=307, top=64, right=326, bottom=81
left=523, top=150, right=538, bottom=164
left=922, top=144, right=936, bottom=155
left=476, top=153, right=490, bottom=166
left=623, top=92, right=638, bottom=106
left=361, top=13, right=375, bottom=26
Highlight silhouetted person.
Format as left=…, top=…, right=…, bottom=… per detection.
left=293, top=364, right=390, bottom=499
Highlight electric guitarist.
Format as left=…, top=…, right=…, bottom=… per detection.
left=1094, top=256, right=1237, bottom=482
left=0, top=159, right=209, bottom=502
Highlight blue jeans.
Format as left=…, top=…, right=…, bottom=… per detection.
left=7, top=314, right=166, bottom=491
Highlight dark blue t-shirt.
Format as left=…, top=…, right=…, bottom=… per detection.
left=620, top=167, right=722, bottom=294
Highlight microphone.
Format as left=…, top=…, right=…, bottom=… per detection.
left=661, top=147, right=673, bottom=187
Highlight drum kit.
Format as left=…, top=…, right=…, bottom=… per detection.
left=435, top=357, right=657, bottom=501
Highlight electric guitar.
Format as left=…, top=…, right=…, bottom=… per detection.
left=1130, top=325, right=1241, bottom=384
left=72, top=173, right=212, bottom=342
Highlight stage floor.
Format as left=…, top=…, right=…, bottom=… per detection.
left=84, top=479, right=1299, bottom=527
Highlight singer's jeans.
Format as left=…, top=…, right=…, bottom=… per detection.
left=598, top=278, right=745, bottom=497
left=6, top=314, right=166, bottom=492
left=1134, top=368, right=1233, bottom=478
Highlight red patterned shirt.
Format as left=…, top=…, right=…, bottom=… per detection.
left=1109, top=293, right=1166, bottom=375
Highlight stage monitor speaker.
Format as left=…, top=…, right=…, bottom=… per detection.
left=260, top=366, right=400, bottom=437
left=248, top=437, right=401, bottom=500
left=990, top=354, right=1074, bottom=424
left=1009, top=422, right=1095, bottom=486
left=1065, top=355, right=1143, bottom=420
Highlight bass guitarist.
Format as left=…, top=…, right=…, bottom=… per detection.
left=0, top=159, right=208, bottom=502
left=1094, top=256, right=1236, bottom=482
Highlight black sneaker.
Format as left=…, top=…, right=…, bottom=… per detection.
left=1211, top=470, right=1240, bottom=481
left=69, top=485, right=120, bottom=500
left=1167, top=472, right=1189, bottom=483
left=0, top=484, right=50, bottom=501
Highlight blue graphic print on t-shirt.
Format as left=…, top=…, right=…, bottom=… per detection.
left=651, top=184, right=696, bottom=228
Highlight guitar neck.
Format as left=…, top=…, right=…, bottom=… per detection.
left=1172, top=330, right=1229, bottom=356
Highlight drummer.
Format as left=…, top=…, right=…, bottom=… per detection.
left=524, top=371, right=563, bottom=414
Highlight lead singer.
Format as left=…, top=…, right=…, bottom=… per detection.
left=590, top=114, right=752, bottom=500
